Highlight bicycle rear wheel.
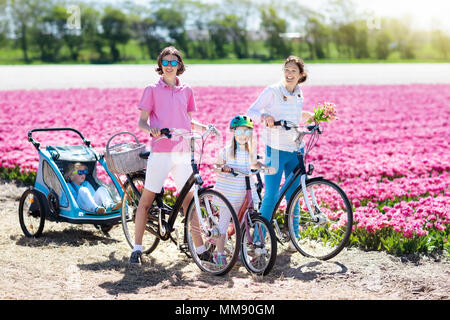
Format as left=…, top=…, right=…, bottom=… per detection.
left=241, top=215, right=277, bottom=276
left=121, top=173, right=160, bottom=254
left=287, top=177, right=353, bottom=260
left=185, top=189, right=241, bottom=276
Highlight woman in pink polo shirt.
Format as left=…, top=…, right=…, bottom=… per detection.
left=130, top=46, right=207, bottom=264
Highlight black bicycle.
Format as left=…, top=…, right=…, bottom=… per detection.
left=120, top=125, right=242, bottom=276
left=268, top=120, right=353, bottom=260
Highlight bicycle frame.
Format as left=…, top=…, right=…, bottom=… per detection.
left=132, top=125, right=219, bottom=242
left=268, top=121, right=323, bottom=237
left=224, top=169, right=264, bottom=244
left=242, top=176, right=265, bottom=244
left=269, top=150, right=307, bottom=221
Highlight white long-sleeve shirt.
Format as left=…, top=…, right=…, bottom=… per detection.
left=247, top=81, right=305, bottom=152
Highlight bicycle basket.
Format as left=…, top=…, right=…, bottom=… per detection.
left=104, top=132, right=147, bottom=174
left=304, top=128, right=321, bottom=160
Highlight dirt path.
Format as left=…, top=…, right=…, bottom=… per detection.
left=1, top=181, right=448, bottom=300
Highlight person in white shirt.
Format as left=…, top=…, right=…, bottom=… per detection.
left=247, top=56, right=314, bottom=250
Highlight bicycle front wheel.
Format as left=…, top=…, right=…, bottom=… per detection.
left=287, top=178, right=353, bottom=260
left=185, top=189, right=241, bottom=276
left=241, top=215, right=277, bottom=276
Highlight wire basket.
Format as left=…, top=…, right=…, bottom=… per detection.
left=104, top=131, right=147, bottom=174
left=303, top=126, right=321, bottom=168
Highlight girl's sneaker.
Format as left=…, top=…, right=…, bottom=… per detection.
left=213, top=253, right=227, bottom=267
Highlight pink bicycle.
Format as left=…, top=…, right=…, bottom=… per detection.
left=218, top=166, right=277, bottom=276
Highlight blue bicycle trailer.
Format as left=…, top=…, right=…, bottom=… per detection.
left=18, top=128, right=125, bottom=237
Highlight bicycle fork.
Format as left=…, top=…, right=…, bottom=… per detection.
left=301, top=175, right=327, bottom=225
left=273, top=174, right=325, bottom=243
left=193, top=184, right=220, bottom=237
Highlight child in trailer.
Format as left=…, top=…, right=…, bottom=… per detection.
left=65, top=162, right=120, bottom=213
left=212, top=115, right=268, bottom=266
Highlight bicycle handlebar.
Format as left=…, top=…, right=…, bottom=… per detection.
left=216, top=165, right=275, bottom=177
left=151, top=124, right=220, bottom=143
left=273, top=120, right=322, bottom=135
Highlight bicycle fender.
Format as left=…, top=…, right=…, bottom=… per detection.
left=305, top=176, right=323, bottom=184
left=198, top=185, right=214, bottom=193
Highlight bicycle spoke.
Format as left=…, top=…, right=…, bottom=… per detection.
left=288, top=179, right=353, bottom=260
left=241, top=216, right=277, bottom=276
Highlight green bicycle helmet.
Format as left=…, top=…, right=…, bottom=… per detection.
left=230, top=115, right=254, bottom=129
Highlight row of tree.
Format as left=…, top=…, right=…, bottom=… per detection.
left=1, top=0, right=449, bottom=63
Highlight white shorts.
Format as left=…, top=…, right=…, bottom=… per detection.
left=144, top=152, right=193, bottom=193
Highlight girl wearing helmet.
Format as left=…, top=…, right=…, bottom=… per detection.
left=211, top=115, right=264, bottom=266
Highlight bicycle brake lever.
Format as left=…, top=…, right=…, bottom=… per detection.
left=150, top=128, right=171, bottom=138
left=160, top=128, right=172, bottom=138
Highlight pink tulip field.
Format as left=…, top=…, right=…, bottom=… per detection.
left=1, top=84, right=449, bottom=254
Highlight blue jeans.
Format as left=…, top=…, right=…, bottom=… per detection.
left=260, top=146, right=304, bottom=237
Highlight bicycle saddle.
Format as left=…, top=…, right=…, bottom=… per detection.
left=139, top=151, right=150, bottom=159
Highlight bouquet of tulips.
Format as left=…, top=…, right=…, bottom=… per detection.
left=307, top=102, right=338, bottom=124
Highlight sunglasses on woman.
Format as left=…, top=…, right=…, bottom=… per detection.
left=234, top=128, right=252, bottom=136
left=73, top=169, right=88, bottom=175
left=161, top=60, right=179, bottom=67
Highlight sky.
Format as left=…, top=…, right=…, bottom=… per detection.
left=308, top=0, right=450, bottom=30
left=97, top=0, right=450, bottom=31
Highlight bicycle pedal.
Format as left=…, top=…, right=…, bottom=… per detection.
left=249, top=210, right=260, bottom=220
left=179, top=243, right=189, bottom=254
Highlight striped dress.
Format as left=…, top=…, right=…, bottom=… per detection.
left=214, top=146, right=260, bottom=214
